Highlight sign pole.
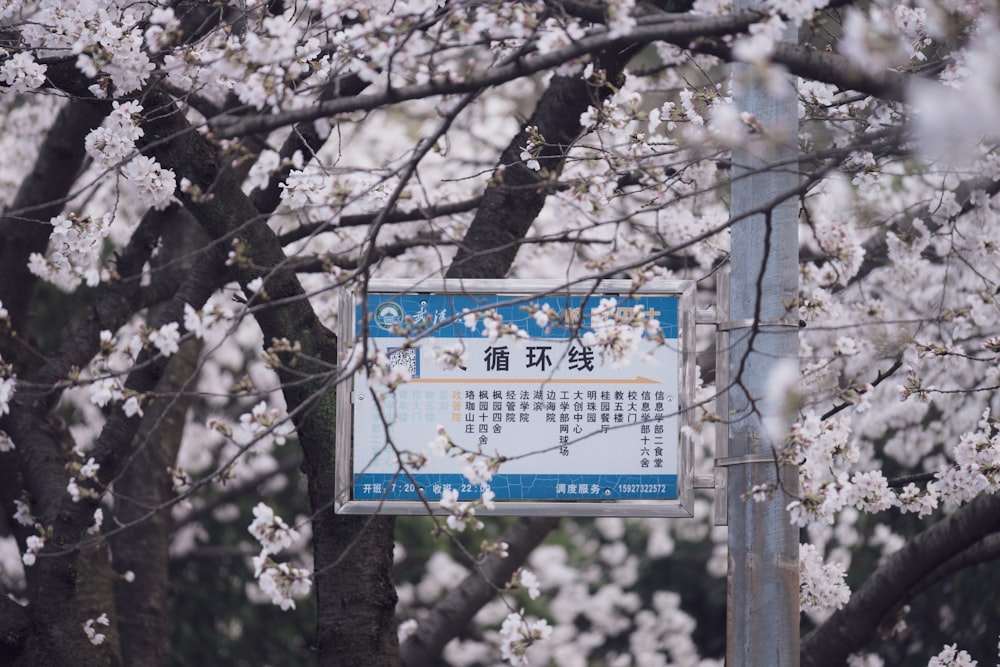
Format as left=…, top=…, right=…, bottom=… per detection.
left=726, top=6, right=801, bottom=665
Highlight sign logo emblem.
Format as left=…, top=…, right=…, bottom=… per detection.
left=373, top=302, right=405, bottom=331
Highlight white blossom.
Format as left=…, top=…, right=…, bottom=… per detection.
left=121, top=155, right=177, bottom=210
left=27, top=213, right=113, bottom=291
left=85, top=101, right=144, bottom=168
left=79, top=458, right=100, bottom=480
left=843, top=470, right=894, bottom=513
left=428, top=426, right=451, bottom=457
left=513, top=568, right=542, bottom=600
left=87, top=508, right=104, bottom=535
left=462, top=309, right=477, bottom=331
left=183, top=302, right=233, bottom=339
left=89, top=377, right=122, bottom=408
left=439, top=488, right=485, bottom=532
left=0, top=52, right=47, bottom=92
left=480, top=488, right=496, bottom=511
left=0, top=375, right=13, bottom=416
left=254, top=558, right=312, bottom=610
left=848, top=653, right=885, bottom=667
left=397, top=618, right=418, bottom=642
left=82, top=613, right=110, bottom=647
left=897, top=482, right=938, bottom=518
left=532, top=303, right=558, bottom=328
left=247, top=149, right=283, bottom=191
left=145, top=7, right=180, bottom=54
left=248, top=502, right=301, bottom=556
left=13, top=499, right=33, bottom=526
left=799, top=543, right=851, bottom=618
left=498, top=610, right=553, bottom=665
left=768, top=0, right=829, bottom=26
left=122, top=396, right=144, bottom=418
left=237, top=401, right=295, bottom=448
left=927, top=644, right=978, bottom=667
left=148, top=322, right=181, bottom=357
left=67, top=478, right=82, bottom=503
left=246, top=277, right=265, bottom=294
left=432, top=342, right=467, bottom=370
left=22, top=534, right=44, bottom=567
left=461, top=458, right=494, bottom=486
left=581, top=299, right=645, bottom=368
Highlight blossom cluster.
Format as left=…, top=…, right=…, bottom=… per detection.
left=66, top=457, right=101, bottom=503
left=799, top=543, right=850, bottom=618
left=498, top=610, right=554, bottom=666
left=84, top=101, right=175, bottom=210
left=933, top=409, right=1000, bottom=504
left=235, top=401, right=296, bottom=450
left=781, top=409, right=941, bottom=527
left=438, top=486, right=495, bottom=533
left=926, top=644, right=978, bottom=667
left=278, top=164, right=387, bottom=224
left=431, top=341, right=469, bottom=371
left=0, top=352, right=14, bottom=420
left=27, top=100, right=174, bottom=290
left=17, top=0, right=154, bottom=97
left=83, top=323, right=192, bottom=420
left=422, top=425, right=504, bottom=531
left=0, top=51, right=46, bottom=93
left=581, top=298, right=662, bottom=369
left=182, top=302, right=235, bottom=341
left=27, top=213, right=113, bottom=291
left=247, top=503, right=312, bottom=611
left=82, top=613, right=110, bottom=646
left=463, top=309, right=529, bottom=345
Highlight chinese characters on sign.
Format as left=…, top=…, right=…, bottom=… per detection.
left=345, top=285, right=690, bottom=509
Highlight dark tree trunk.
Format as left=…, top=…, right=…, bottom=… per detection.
left=137, top=89, right=402, bottom=667
left=112, top=210, right=208, bottom=667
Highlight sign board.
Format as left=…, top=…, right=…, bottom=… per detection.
left=335, top=279, right=696, bottom=517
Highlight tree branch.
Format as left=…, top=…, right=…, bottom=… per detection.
left=211, top=11, right=911, bottom=141
left=210, top=13, right=762, bottom=139
left=133, top=86, right=402, bottom=666
left=277, top=197, right=482, bottom=246
left=0, top=99, right=105, bottom=334
left=802, top=492, right=1000, bottom=667
left=840, top=175, right=1000, bottom=291
left=111, top=212, right=208, bottom=667
left=400, top=517, right=560, bottom=666
left=911, top=531, right=1000, bottom=597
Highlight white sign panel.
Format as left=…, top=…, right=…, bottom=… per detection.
left=336, top=280, right=696, bottom=517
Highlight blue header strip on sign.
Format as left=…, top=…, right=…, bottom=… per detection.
left=354, top=473, right=678, bottom=501
left=358, top=293, right=679, bottom=340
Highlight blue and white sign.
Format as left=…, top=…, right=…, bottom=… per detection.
left=336, top=279, right=696, bottom=517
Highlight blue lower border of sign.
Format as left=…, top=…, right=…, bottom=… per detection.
left=353, top=473, right=678, bottom=502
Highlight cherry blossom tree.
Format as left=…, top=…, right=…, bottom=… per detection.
left=1, top=0, right=1000, bottom=666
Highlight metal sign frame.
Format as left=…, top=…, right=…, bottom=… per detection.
left=335, top=279, right=697, bottom=517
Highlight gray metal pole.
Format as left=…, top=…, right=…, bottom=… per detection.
left=726, top=6, right=801, bottom=666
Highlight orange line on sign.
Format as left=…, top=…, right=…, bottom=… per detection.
left=410, top=376, right=661, bottom=384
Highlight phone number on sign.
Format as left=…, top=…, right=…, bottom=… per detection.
left=617, top=483, right=670, bottom=495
